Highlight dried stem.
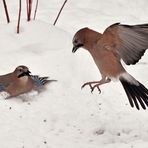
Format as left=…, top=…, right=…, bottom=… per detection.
left=17, top=0, right=22, bottom=33
left=26, top=0, right=29, bottom=19
left=53, top=0, right=68, bottom=26
left=28, top=0, right=31, bottom=21
left=2, top=0, right=10, bottom=23
left=27, top=0, right=32, bottom=21
left=33, top=0, right=38, bottom=20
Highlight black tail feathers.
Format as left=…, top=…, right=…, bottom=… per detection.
left=120, top=77, right=148, bottom=110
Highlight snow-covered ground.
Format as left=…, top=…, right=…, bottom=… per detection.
left=0, top=0, right=148, bottom=148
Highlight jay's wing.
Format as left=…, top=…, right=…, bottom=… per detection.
left=102, top=23, right=148, bottom=65
left=0, top=84, right=5, bottom=92
left=30, top=75, right=57, bottom=87
left=30, top=75, right=49, bottom=87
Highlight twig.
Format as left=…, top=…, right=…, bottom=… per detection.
left=26, top=0, right=29, bottom=20
left=53, top=0, right=68, bottom=26
left=17, top=0, right=22, bottom=33
left=2, top=0, right=10, bottom=23
left=33, top=0, right=38, bottom=20
left=27, top=0, right=32, bottom=21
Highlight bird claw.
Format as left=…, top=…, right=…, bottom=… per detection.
left=81, top=82, right=101, bottom=94
left=91, top=85, right=101, bottom=94
left=81, top=84, right=86, bottom=90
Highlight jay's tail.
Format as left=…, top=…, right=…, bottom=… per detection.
left=119, top=73, right=148, bottom=110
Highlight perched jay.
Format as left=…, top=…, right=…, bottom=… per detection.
left=72, top=23, right=148, bottom=110
left=0, top=65, right=52, bottom=98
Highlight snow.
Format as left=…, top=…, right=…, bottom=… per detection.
left=0, top=0, right=148, bottom=148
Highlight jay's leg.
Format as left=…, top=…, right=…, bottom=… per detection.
left=81, top=76, right=111, bottom=93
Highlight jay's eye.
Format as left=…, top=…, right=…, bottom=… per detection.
left=19, top=69, right=23, bottom=72
left=74, top=40, right=78, bottom=44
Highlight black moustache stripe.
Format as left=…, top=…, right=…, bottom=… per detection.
left=77, top=44, right=84, bottom=48
left=18, top=72, right=30, bottom=78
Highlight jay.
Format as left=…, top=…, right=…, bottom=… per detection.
left=72, top=23, right=148, bottom=110
left=0, top=65, right=52, bottom=98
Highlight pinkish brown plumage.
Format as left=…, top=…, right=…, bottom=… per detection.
left=72, top=23, right=148, bottom=110
left=0, top=65, right=51, bottom=98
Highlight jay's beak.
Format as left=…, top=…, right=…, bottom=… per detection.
left=72, top=44, right=84, bottom=53
left=27, top=70, right=31, bottom=75
left=72, top=46, right=78, bottom=53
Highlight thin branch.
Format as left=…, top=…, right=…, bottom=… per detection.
left=26, top=0, right=29, bottom=20
left=53, top=0, right=68, bottom=26
left=33, top=0, right=38, bottom=20
left=2, top=0, right=10, bottom=23
left=17, top=0, right=22, bottom=34
left=27, top=0, right=33, bottom=21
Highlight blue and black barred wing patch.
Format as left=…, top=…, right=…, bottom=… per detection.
left=0, top=84, right=5, bottom=92
left=30, top=75, right=49, bottom=87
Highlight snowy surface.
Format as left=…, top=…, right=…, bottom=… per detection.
left=0, top=0, right=148, bottom=148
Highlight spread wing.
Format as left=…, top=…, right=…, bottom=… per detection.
left=30, top=75, right=57, bottom=87
left=102, top=23, right=148, bottom=65
left=30, top=75, right=50, bottom=87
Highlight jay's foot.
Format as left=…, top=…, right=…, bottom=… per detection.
left=81, top=81, right=101, bottom=93
left=81, top=78, right=111, bottom=94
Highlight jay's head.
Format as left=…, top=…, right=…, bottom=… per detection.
left=14, top=65, right=31, bottom=78
left=72, top=27, right=99, bottom=53
left=72, top=28, right=88, bottom=53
